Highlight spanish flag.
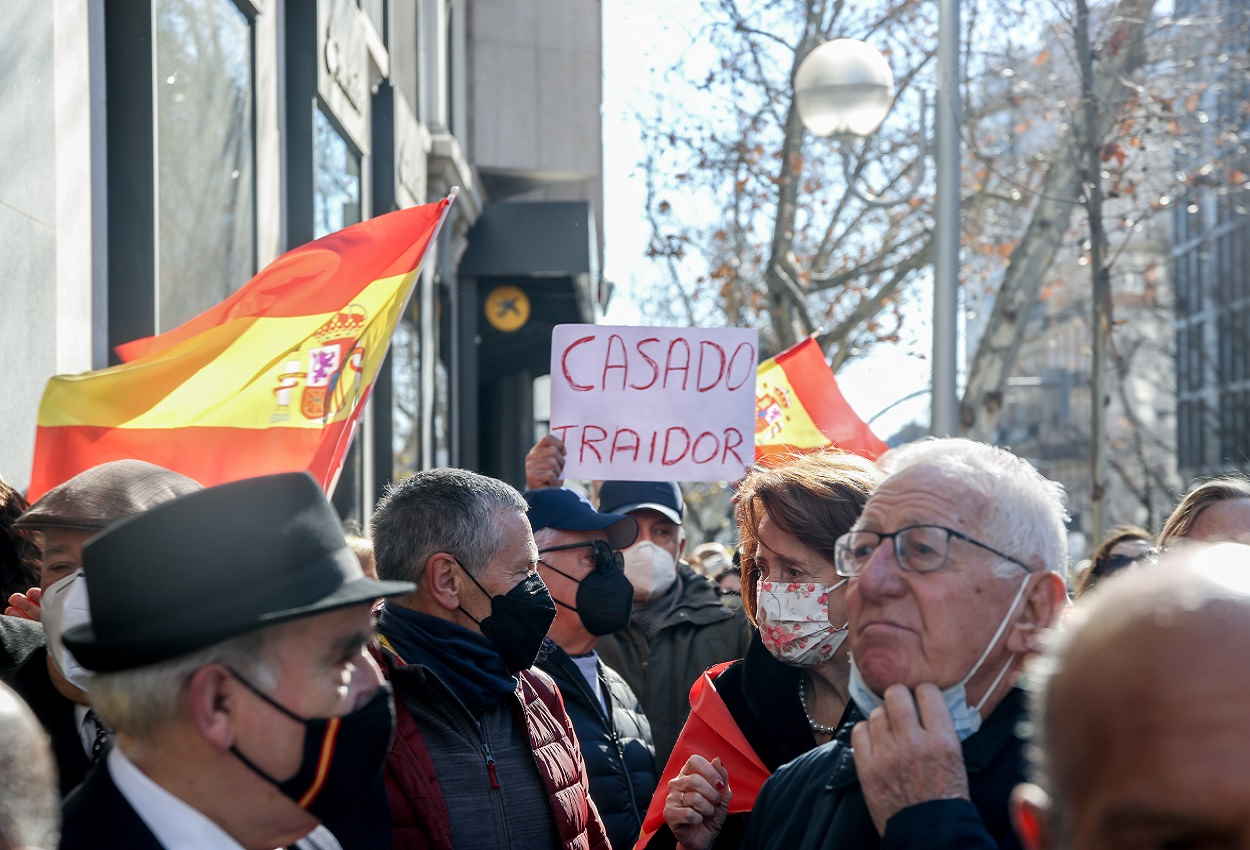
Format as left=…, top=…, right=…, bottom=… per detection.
left=754, top=337, right=888, bottom=462
left=633, top=662, right=772, bottom=850
left=27, top=195, right=454, bottom=500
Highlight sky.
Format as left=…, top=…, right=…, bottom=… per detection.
left=600, top=0, right=933, bottom=441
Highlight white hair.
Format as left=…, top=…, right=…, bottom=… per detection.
left=89, top=626, right=279, bottom=738
left=0, top=683, right=58, bottom=849
left=532, top=527, right=561, bottom=551
left=881, top=438, right=1069, bottom=579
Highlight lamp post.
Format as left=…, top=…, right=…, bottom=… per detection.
left=795, top=20, right=962, bottom=438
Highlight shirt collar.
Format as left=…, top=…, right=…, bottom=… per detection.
left=108, top=747, right=249, bottom=850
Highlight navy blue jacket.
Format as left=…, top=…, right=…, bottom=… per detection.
left=742, top=687, right=1027, bottom=850
left=538, top=643, right=658, bottom=850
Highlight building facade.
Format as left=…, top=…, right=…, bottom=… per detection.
left=0, top=0, right=605, bottom=520
left=1173, top=0, right=1250, bottom=483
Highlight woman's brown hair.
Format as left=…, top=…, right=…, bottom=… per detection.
left=1158, top=475, right=1250, bottom=549
left=1076, top=524, right=1152, bottom=597
left=735, top=450, right=882, bottom=625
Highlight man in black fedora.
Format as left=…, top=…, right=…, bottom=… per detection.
left=58, top=471, right=413, bottom=850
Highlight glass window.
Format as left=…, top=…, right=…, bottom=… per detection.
left=433, top=281, right=453, bottom=467
left=392, top=305, right=423, bottom=479
left=314, top=106, right=362, bottom=238
left=155, top=0, right=255, bottom=331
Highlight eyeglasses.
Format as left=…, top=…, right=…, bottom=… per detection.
left=538, top=539, right=623, bottom=575
left=834, top=524, right=1032, bottom=577
left=1100, top=549, right=1157, bottom=572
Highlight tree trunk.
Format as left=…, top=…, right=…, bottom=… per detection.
left=960, top=0, right=1155, bottom=442
left=1076, top=0, right=1114, bottom=545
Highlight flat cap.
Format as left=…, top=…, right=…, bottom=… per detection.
left=15, top=460, right=202, bottom=532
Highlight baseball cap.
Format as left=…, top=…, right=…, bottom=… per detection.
left=526, top=488, right=638, bottom=550
left=598, top=480, right=684, bottom=526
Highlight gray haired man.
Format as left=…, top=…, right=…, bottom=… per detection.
left=737, top=438, right=1069, bottom=850
left=370, top=468, right=610, bottom=850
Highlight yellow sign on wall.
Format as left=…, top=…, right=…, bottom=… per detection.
left=484, top=285, right=531, bottom=332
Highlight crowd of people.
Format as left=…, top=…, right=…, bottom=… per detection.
left=2, top=435, right=1250, bottom=850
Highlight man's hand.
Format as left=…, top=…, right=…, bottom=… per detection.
left=5, top=587, right=43, bottom=622
left=663, top=754, right=732, bottom=850
left=525, top=435, right=566, bottom=490
left=852, top=683, right=970, bottom=836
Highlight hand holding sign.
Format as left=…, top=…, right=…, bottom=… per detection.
left=549, top=325, right=758, bottom=482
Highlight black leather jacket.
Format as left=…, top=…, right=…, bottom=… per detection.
left=539, top=642, right=659, bottom=850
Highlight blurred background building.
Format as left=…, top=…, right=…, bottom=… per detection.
left=0, top=0, right=607, bottom=522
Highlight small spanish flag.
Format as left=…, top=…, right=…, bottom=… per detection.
left=754, top=337, right=888, bottom=462
left=633, top=662, right=772, bottom=850
left=27, top=195, right=454, bottom=500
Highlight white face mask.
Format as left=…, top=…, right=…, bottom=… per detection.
left=755, top=578, right=849, bottom=667
left=848, top=570, right=1032, bottom=741
left=41, top=570, right=95, bottom=692
left=622, top=540, right=678, bottom=601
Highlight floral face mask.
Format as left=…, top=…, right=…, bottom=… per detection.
left=755, top=578, right=849, bottom=667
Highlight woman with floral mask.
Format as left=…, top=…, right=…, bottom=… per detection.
left=633, top=450, right=881, bottom=850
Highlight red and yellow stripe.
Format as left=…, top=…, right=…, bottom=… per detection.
left=754, top=338, right=888, bottom=463
left=28, top=198, right=452, bottom=500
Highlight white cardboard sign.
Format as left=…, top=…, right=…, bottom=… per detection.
left=549, top=324, right=758, bottom=482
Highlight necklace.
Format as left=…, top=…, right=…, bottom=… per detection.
left=798, top=676, right=839, bottom=736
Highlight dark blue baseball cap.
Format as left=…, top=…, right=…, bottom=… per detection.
left=525, top=488, right=638, bottom=550
left=598, top=481, right=684, bottom=526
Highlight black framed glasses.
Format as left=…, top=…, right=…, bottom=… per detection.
left=538, top=539, right=623, bottom=576
left=834, top=525, right=1032, bottom=577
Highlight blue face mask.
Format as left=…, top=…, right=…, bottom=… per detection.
left=848, top=571, right=1032, bottom=741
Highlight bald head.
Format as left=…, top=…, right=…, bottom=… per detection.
left=1015, top=543, right=1250, bottom=850
left=0, top=682, right=59, bottom=849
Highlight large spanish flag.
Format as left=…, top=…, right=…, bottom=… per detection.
left=27, top=196, right=454, bottom=500
left=754, top=337, right=888, bottom=462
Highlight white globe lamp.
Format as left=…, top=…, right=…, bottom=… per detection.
left=794, top=39, right=895, bottom=137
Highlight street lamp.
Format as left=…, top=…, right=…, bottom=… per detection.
left=794, top=39, right=894, bottom=137
left=795, top=18, right=962, bottom=439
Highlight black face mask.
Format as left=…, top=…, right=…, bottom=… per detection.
left=539, top=540, right=634, bottom=636
left=227, top=669, right=396, bottom=825
left=458, top=567, right=557, bottom=673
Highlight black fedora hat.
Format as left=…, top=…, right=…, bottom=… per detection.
left=63, top=472, right=413, bottom=672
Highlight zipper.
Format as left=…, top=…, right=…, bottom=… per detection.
left=602, top=670, right=643, bottom=828
left=479, top=721, right=502, bottom=790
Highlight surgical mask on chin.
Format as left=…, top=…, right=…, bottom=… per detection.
left=848, top=571, right=1033, bottom=741
left=622, top=541, right=677, bottom=601
left=755, top=578, right=849, bottom=667
left=41, top=570, right=95, bottom=692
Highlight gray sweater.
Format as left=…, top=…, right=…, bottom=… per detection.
left=399, top=665, right=559, bottom=850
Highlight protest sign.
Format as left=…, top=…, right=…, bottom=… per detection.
left=549, top=324, right=758, bottom=482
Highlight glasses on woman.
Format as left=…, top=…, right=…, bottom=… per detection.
left=834, top=524, right=1032, bottom=577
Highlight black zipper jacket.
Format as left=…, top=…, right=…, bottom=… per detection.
left=538, top=643, right=659, bottom=850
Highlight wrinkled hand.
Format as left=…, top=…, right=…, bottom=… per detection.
left=663, top=754, right=732, bottom=850
left=852, top=683, right=969, bottom=836
left=5, top=587, right=43, bottom=621
left=525, top=435, right=566, bottom=490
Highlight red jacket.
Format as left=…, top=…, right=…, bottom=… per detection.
left=373, top=643, right=611, bottom=850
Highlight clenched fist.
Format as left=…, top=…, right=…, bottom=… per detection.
left=663, top=754, right=732, bottom=850
left=525, top=435, right=566, bottom=490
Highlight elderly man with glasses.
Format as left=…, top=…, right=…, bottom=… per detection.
left=742, top=438, right=1069, bottom=850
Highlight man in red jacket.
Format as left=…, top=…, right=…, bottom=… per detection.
left=370, top=468, right=611, bottom=850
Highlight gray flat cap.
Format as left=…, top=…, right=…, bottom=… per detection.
left=15, top=460, right=202, bottom=532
